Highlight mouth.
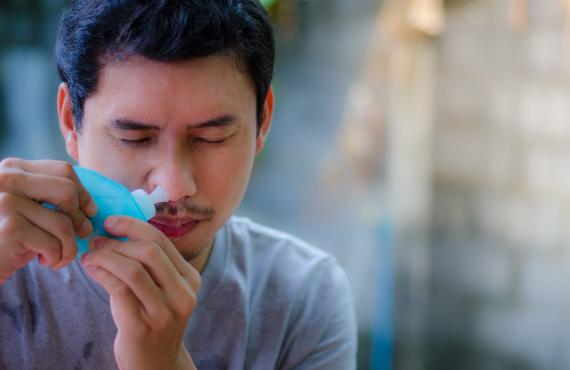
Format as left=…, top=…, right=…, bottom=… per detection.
left=148, top=217, right=202, bottom=239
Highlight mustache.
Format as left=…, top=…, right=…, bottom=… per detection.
left=154, top=198, right=215, bottom=218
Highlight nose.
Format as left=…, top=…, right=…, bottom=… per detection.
left=150, top=155, right=197, bottom=202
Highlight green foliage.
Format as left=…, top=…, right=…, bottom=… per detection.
left=260, top=0, right=278, bottom=9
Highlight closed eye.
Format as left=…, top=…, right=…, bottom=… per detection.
left=195, top=137, right=229, bottom=145
left=119, top=138, right=156, bottom=147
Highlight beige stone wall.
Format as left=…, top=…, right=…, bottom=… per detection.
left=423, top=0, right=570, bottom=369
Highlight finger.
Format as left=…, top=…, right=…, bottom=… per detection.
left=82, top=248, right=166, bottom=318
left=89, top=235, right=121, bottom=251
left=113, top=242, right=197, bottom=316
left=0, top=168, right=94, bottom=237
left=83, top=264, right=143, bottom=327
left=104, top=216, right=197, bottom=282
left=0, top=193, right=78, bottom=268
left=0, top=213, right=62, bottom=275
left=28, top=173, right=93, bottom=237
left=0, top=158, right=97, bottom=217
left=19, top=197, right=78, bottom=268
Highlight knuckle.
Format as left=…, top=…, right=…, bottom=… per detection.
left=141, top=243, right=160, bottom=260
left=0, top=170, right=20, bottom=191
left=46, top=238, right=63, bottom=255
left=0, top=157, right=18, bottom=168
left=114, top=281, right=131, bottom=295
left=58, top=161, right=75, bottom=178
left=186, top=284, right=198, bottom=305
left=59, top=180, right=79, bottom=207
left=158, top=233, right=172, bottom=246
left=43, top=249, right=59, bottom=265
left=124, top=264, right=144, bottom=282
left=59, top=240, right=76, bottom=260
left=153, top=310, right=174, bottom=331
left=0, top=215, right=21, bottom=237
left=172, top=281, right=198, bottom=318
left=193, top=270, right=202, bottom=286
left=0, top=192, right=15, bottom=211
left=0, top=172, right=8, bottom=188
left=55, top=215, right=74, bottom=236
left=179, top=292, right=197, bottom=316
left=187, top=269, right=202, bottom=290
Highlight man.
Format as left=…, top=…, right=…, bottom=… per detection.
left=0, top=1, right=356, bottom=369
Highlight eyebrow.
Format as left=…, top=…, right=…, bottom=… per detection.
left=110, top=115, right=238, bottom=131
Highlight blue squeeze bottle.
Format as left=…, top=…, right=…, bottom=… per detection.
left=72, top=166, right=168, bottom=256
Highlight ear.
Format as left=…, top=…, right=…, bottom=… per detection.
left=255, top=86, right=274, bottom=155
left=57, top=83, right=79, bottom=161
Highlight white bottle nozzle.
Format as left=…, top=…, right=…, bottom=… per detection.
left=149, top=186, right=169, bottom=204
left=130, top=187, right=169, bottom=220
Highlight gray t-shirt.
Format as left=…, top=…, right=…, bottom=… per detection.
left=0, top=216, right=356, bottom=369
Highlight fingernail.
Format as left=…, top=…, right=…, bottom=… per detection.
left=86, top=200, right=98, bottom=217
left=79, top=219, right=93, bottom=237
left=90, top=237, right=105, bottom=250
left=105, top=217, right=117, bottom=228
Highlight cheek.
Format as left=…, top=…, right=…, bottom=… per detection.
left=195, top=145, right=255, bottom=203
left=77, top=133, right=148, bottom=186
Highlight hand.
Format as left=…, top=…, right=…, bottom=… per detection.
left=80, top=216, right=201, bottom=370
left=0, top=158, right=97, bottom=283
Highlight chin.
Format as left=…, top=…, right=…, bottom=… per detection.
left=179, top=249, right=204, bottom=263
left=170, top=234, right=212, bottom=262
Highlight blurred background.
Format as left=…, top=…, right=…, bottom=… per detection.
left=2, top=0, right=570, bottom=369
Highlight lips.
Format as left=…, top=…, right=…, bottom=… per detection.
left=148, top=217, right=201, bottom=238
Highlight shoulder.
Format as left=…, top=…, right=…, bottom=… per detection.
left=224, top=217, right=356, bottom=367
left=226, top=216, right=333, bottom=270
left=224, top=216, right=345, bottom=294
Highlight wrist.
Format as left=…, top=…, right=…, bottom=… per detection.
left=177, top=346, right=196, bottom=370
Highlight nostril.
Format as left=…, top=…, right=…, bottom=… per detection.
left=150, top=164, right=197, bottom=201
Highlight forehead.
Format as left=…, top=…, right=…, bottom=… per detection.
left=85, top=54, right=256, bottom=125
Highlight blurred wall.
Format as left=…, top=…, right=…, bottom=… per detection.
left=0, top=1, right=68, bottom=160
left=403, top=1, right=570, bottom=369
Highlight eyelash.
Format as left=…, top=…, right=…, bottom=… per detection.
left=120, top=138, right=156, bottom=147
left=119, top=137, right=229, bottom=147
left=195, top=138, right=228, bottom=145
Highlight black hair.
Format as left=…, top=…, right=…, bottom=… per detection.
left=55, top=0, right=275, bottom=132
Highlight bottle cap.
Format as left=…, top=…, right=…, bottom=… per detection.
left=149, top=186, right=169, bottom=204
left=131, top=187, right=169, bottom=220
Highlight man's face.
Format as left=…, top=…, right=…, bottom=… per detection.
left=59, top=55, right=272, bottom=262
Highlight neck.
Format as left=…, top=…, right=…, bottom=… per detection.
left=188, top=241, right=214, bottom=273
